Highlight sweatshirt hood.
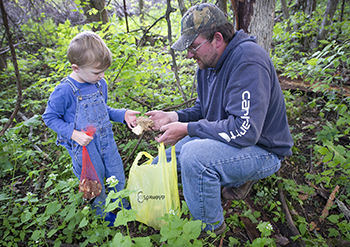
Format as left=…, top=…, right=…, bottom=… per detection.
left=215, top=29, right=257, bottom=71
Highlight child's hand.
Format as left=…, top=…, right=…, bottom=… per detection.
left=124, top=110, right=141, bottom=129
left=71, top=130, right=93, bottom=146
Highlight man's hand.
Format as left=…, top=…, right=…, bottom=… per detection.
left=71, top=130, right=93, bottom=146
left=124, top=110, right=141, bottom=129
left=155, top=122, right=188, bottom=146
left=145, top=110, right=178, bottom=131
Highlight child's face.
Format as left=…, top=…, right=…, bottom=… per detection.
left=72, top=64, right=107, bottom=84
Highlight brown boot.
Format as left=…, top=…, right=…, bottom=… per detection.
left=222, top=181, right=257, bottom=200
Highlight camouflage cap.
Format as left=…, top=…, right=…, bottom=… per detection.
left=171, top=3, right=228, bottom=51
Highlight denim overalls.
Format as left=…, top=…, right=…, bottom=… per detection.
left=57, top=77, right=128, bottom=216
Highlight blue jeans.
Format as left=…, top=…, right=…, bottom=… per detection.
left=154, top=136, right=281, bottom=231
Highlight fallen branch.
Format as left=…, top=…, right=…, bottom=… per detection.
left=244, top=195, right=289, bottom=245
left=218, top=237, right=224, bottom=247
left=336, top=198, right=350, bottom=220
left=277, top=172, right=308, bottom=246
left=240, top=215, right=260, bottom=242
left=277, top=171, right=301, bottom=237
left=310, top=185, right=339, bottom=231
left=309, top=181, right=350, bottom=221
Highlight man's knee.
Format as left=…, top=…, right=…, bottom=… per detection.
left=179, top=139, right=212, bottom=174
left=179, top=142, right=194, bottom=167
left=179, top=140, right=200, bottom=172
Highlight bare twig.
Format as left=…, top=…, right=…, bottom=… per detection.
left=126, top=94, right=152, bottom=109
left=161, top=97, right=197, bottom=111
left=0, top=0, right=22, bottom=137
left=0, top=41, right=26, bottom=54
left=123, top=132, right=146, bottom=166
left=127, top=95, right=196, bottom=112
left=111, top=13, right=167, bottom=87
left=165, top=0, right=187, bottom=102
left=190, top=70, right=197, bottom=99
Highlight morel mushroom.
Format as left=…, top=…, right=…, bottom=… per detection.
left=132, top=116, right=154, bottom=135
left=79, top=178, right=102, bottom=200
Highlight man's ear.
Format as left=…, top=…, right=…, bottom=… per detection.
left=214, top=32, right=224, bottom=48
left=71, top=64, right=79, bottom=73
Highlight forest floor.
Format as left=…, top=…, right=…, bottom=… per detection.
left=3, top=76, right=350, bottom=246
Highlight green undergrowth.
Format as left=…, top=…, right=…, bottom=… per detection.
left=1, top=0, right=350, bottom=246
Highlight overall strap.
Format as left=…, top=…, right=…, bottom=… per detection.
left=62, top=77, right=83, bottom=100
left=95, top=81, right=103, bottom=96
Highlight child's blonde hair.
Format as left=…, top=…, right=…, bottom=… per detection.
left=67, top=31, right=112, bottom=70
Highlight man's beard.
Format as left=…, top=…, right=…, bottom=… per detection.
left=195, top=51, right=218, bottom=70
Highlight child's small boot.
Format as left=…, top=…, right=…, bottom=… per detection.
left=111, top=197, right=131, bottom=210
left=122, top=198, right=131, bottom=210
left=104, top=212, right=116, bottom=227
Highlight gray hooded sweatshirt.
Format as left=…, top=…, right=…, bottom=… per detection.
left=177, top=30, right=293, bottom=158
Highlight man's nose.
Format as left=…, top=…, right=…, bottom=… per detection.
left=187, top=50, right=195, bottom=58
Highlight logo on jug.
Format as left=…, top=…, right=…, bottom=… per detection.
left=137, top=191, right=166, bottom=203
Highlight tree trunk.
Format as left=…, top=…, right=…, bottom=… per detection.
left=303, top=0, right=317, bottom=48
left=217, top=0, right=228, bottom=14
left=280, top=0, right=291, bottom=32
left=311, top=0, right=339, bottom=49
left=280, top=0, right=290, bottom=19
left=177, top=0, right=187, bottom=17
left=82, top=0, right=108, bottom=31
left=0, top=0, right=22, bottom=137
left=123, top=0, right=129, bottom=33
left=297, top=0, right=308, bottom=12
left=231, top=0, right=275, bottom=54
left=339, top=0, right=345, bottom=22
left=139, top=0, right=144, bottom=22
left=338, top=0, right=345, bottom=36
left=0, top=49, right=7, bottom=71
left=305, top=0, right=317, bottom=16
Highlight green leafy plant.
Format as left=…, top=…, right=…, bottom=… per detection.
left=249, top=221, right=276, bottom=247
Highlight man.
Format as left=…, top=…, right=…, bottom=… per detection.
left=146, top=3, right=293, bottom=235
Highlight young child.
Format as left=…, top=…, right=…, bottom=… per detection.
left=42, top=31, right=140, bottom=226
